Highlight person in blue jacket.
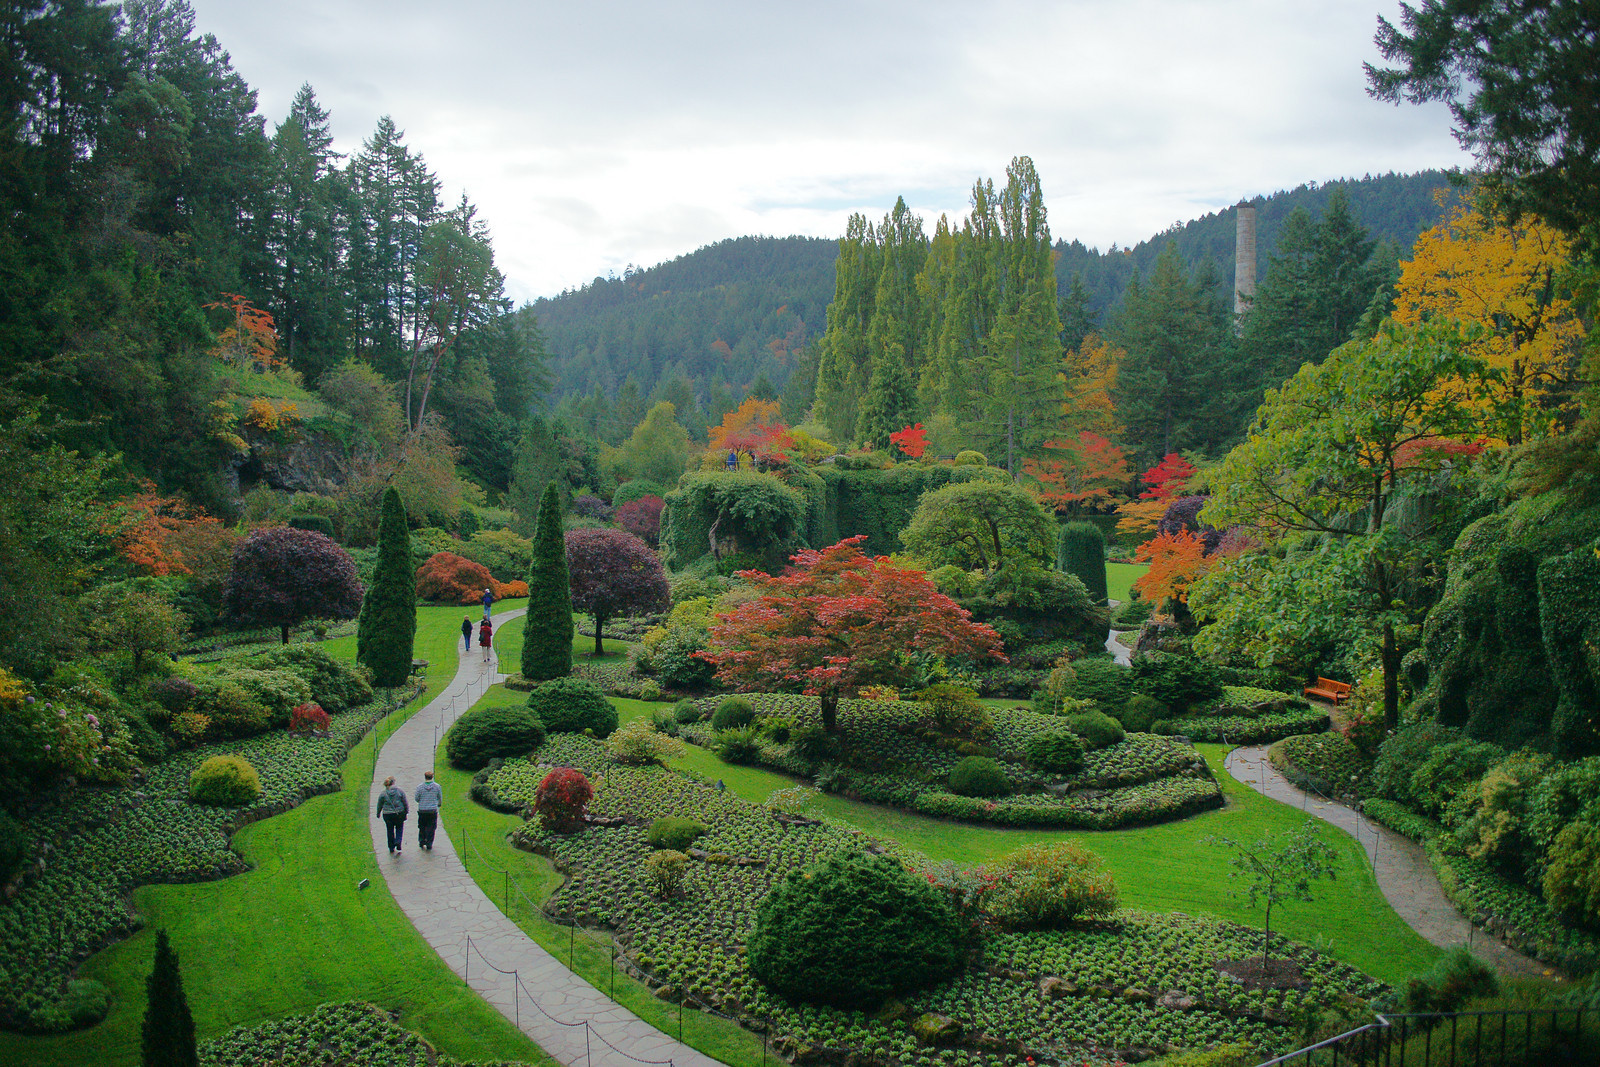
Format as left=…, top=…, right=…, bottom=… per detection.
left=481, top=586, right=493, bottom=621
left=375, top=776, right=409, bottom=854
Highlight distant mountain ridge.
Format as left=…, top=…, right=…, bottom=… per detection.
left=533, top=171, right=1456, bottom=406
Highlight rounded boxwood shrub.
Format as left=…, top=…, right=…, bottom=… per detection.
left=33, top=978, right=111, bottom=1032
left=952, top=450, right=987, bottom=466
left=949, top=755, right=1012, bottom=797
left=1066, top=709, right=1125, bottom=750
left=646, top=815, right=707, bottom=851
left=1117, top=693, right=1167, bottom=733
left=1027, top=730, right=1086, bottom=773
left=747, top=851, right=966, bottom=1009
left=672, top=698, right=702, bottom=725
left=1129, top=652, right=1223, bottom=713
left=189, top=755, right=261, bottom=807
left=612, top=480, right=667, bottom=509
left=711, top=696, right=755, bottom=730
left=526, top=677, right=618, bottom=738
left=446, top=704, right=547, bottom=770
left=1068, top=658, right=1132, bottom=708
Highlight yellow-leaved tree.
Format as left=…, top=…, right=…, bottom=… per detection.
left=1392, top=194, right=1587, bottom=444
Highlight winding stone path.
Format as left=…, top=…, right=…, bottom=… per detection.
left=1224, top=746, right=1548, bottom=979
left=369, top=608, right=723, bottom=1067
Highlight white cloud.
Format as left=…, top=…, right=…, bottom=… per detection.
left=190, top=0, right=1467, bottom=302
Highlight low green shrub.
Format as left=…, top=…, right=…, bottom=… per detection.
left=673, top=698, right=702, bottom=724
left=1129, top=652, right=1223, bottom=713
left=606, top=718, right=683, bottom=765
left=711, top=697, right=755, bottom=730
left=189, top=755, right=262, bottom=807
left=1067, top=658, right=1131, bottom=707
left=911, top=683, right=992, bottom=739
left=646, top=816, right=707, bottom=851
left=1410, top=738, right=1506, bottom=819
left=1362, top=798, right=1442, bottom=842
left=747, top=851, right=966, bottom=1009
left=1399, top=946, right=1499, bottom=1013
left=1543, top=822, right=1600, bottom=928
left=983, top=842, right=1118, bottom=929
left=254, top=644, right=374, bottom=712
left=1116, top=693, right=1167, bottom=732
left=1065, top=709, right=1124, bottom=750
left=31, top=978, right=110, bottom=1032
left=949, top=755, right=1011, bottom=798
left=527, top=677, right=618, bottom=738
left=713, top=724, right=762, bottom=764
left=445, top=705, right=546, bottom=770
left=1027, top=730, right=1087, bottom=773
left=1154, top=709, right=1328, bottom=744
left=952, top=450, right=987, bottom=466
left=1370, top=723, right=1464, bottom=809
left=643, top=849, right=688, bottom=898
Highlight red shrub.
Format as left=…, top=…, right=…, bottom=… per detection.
left=289, top=702, right=330, bottom=732
left=615, top=496, right=664, bottom=545
left=415, top=552, right=523, bottom=604
left=533, top=767, right=593, bottom=833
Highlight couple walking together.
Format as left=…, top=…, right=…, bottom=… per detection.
left=376, top=771, right=442, bottom=854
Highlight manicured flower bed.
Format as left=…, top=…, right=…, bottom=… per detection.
left=489, top=734, right=1382, bottom=1064
left=671, top=694, right=1221, bottom=829
left=201, top=1001, right=532, bottom=1066
left=1269, top=733, right=1369, bottom=798
left=0, top=691, right=411, bottom=1031
left=1153, top=710, right=1329, bottom=744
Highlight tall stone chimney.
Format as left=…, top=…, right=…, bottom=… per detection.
left=1233, top=201, right=1257, bottom=320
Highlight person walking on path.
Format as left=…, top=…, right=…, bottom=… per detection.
left=478, top=617, right=494, bottom=662
left=481, top=586, right=494, bottom=621
left=376, top=775, right=409, bottom=854
left=460, top=616, right=473, bottom=651
left=415, top=770, right=442, bottom=850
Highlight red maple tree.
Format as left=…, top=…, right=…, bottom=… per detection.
left=534, top=767, right=593, bottom=833
left=1025, top=432, right=1130, bottom=509
left=889, top=422, right=928, bottom=459
left=1138, top=453, right=1198, bottom=502
left=1132, top=529, right=1212, bottom=605
left=696, top=536, right=1005, bottom=732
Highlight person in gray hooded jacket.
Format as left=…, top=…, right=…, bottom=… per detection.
left=415, top=770, right=442, bottom=850
left=376, top=775, right=409, bottom=853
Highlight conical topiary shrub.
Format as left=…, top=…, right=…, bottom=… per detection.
left=1056, top=521, right=1108, bottom=604
left=521, top=482, right=573, bottom=681
left=357, top=486, right=416, bottom=686
left=141, top=929, right=197, bottom=1067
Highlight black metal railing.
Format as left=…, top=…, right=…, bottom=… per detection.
left=1259, top=1006, right=1593, bottom=1066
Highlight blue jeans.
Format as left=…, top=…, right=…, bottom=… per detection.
left=383, top=813, right=405, bottom=851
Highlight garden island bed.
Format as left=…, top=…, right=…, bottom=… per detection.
left=670, top=694, right=1224, bottom=830
left=491, top=733, right=1384, bottom=1066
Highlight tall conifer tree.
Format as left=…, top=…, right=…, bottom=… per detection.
left=357, top=486, right=416, bottom=686
left=521, top=483, right=573, bottom=681
left=141, top=930, right=197, bottom=1067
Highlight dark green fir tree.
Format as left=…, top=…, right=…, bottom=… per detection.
left=521, top=482, right=573, bottom=681
left=855, top=342, right=917, bottom=451
left=357, top=486, right=416, bottom=686
left=141, top=930, right=197, bottom=1067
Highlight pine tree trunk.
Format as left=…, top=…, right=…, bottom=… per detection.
left=820, top=689, right=839, bottom=733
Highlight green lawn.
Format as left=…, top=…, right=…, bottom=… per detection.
left=1106, top=560, right=1147, bottom=604
left=0, top=604, right=553, bottom=1067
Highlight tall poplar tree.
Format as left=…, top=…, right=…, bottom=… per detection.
left=141, top=930, right=197, bottom=1067
left=815, top=214, right=881, bottom=441
left=521, top=483, right=573, bottom=682
left=356, top=486, right=416, bottom=686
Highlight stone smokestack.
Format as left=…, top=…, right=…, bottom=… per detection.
left=1233, top=200, right=1257, bottom=320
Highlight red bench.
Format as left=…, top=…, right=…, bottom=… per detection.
left=1303, top=677, right=1352, bottom=706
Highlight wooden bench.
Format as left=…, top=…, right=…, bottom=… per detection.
left=1303, top=677, right=1352, bottom=706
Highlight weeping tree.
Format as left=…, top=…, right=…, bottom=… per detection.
left=357, top=487, right=416, bottom=685
left=520, top=483, right=573, bottom=681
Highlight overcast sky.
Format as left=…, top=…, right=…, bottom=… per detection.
left=188, top=0, right=1469, bottom=304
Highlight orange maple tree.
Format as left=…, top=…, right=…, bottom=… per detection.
left=1132, top=529, right=1212, bottom=605
left=889, top=422, right=928, bottom=459
left=696, top=536, right=1004, bottom=732
left=119, top=486, right=232, bottom=577
left=1025, top=432, right=1129, bottom=509
left=205, top=293, right=281, bottom=369
left=708, top=397, right=792, bottom=466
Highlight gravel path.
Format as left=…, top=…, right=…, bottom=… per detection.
left=370, top=608, right=721, bottom=1067
left=1225, top=746, right=1549, bottom=979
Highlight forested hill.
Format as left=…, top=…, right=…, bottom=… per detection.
left=533, top=171, right=1456, bottom=405
left=531, top=236, right=837, bottom=405
left=1059, top=169, right=1457, bottom=320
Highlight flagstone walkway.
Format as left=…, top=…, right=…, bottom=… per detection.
left=368, top=608, right=724, bottom=1067
left=1225, top=746, right=1549, bottom=980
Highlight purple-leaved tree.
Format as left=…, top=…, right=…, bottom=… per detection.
left=223, top=527, right=363, bottom=643
left=565, top=528, right=669, bottom=657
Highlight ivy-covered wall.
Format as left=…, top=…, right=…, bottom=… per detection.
left=660, top=462, right=1006, bottom=569
left=1413, top=492, right=1600, bottom=755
